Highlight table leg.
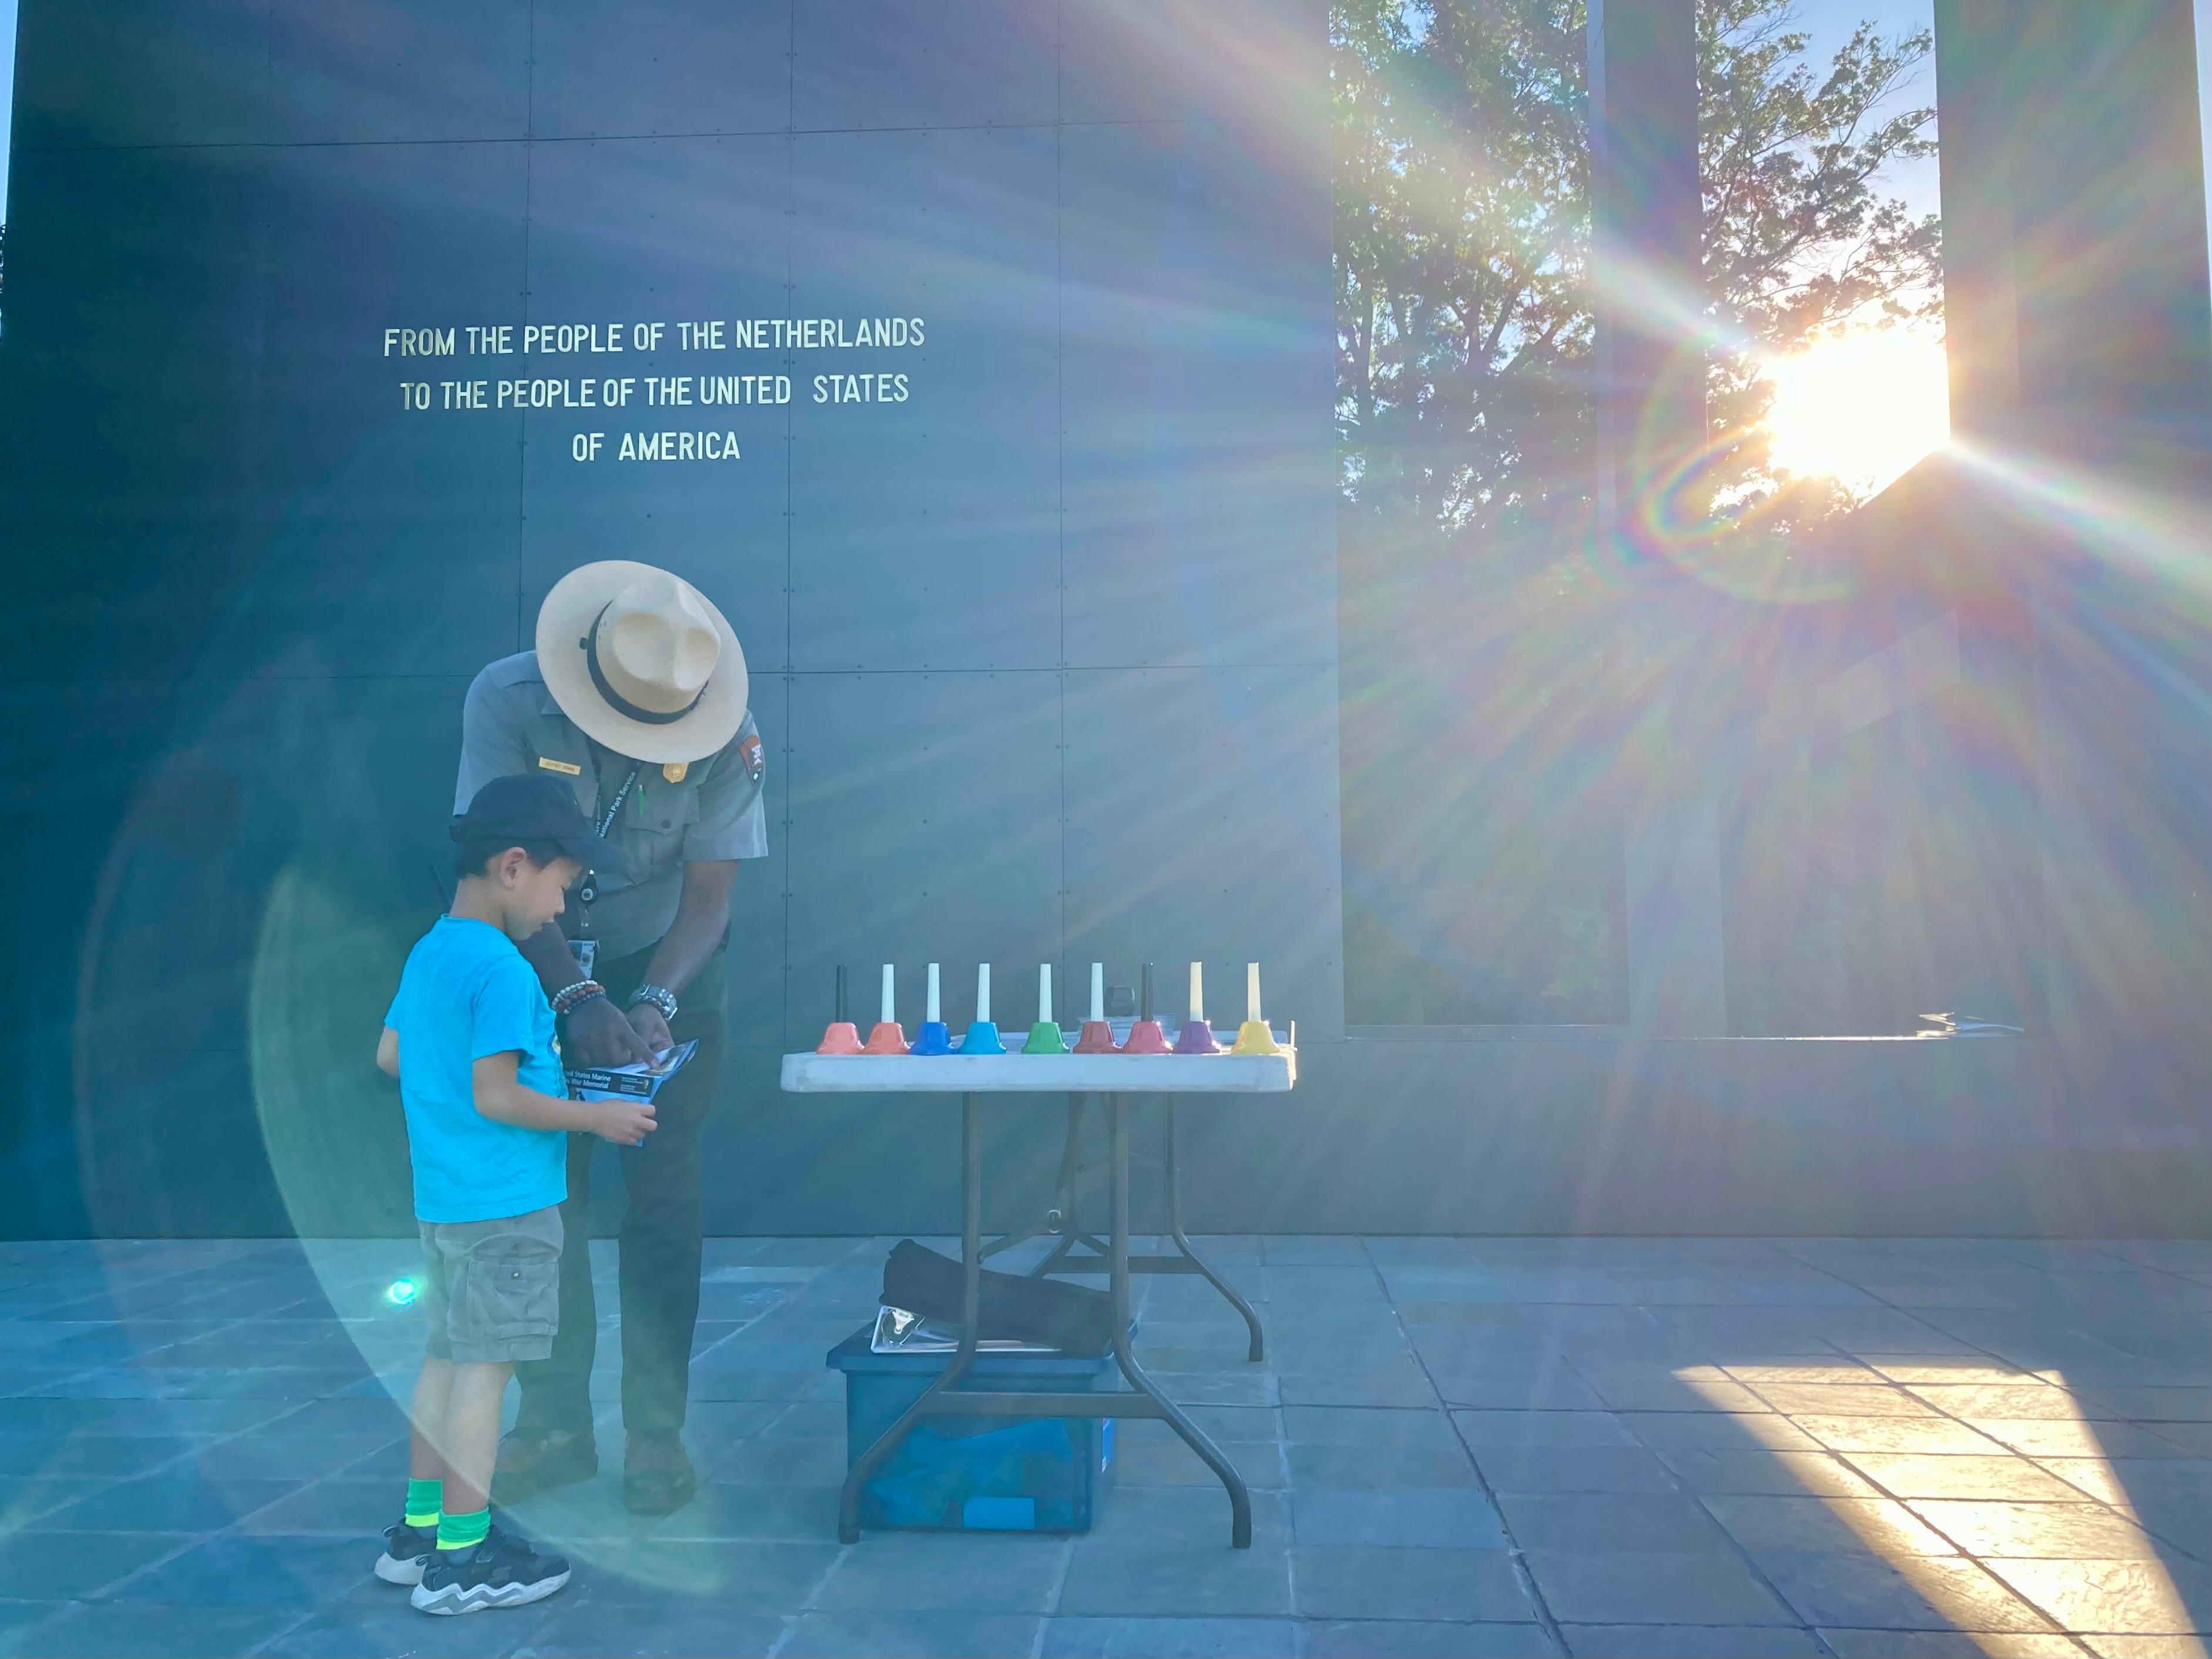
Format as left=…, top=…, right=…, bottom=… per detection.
left=1029, top=1094, right=1087, bottom=1277
left=837, top=1091, right=984, bottom=1544
left=982, top=1093, right=1088, bottom=1267
left=1164, top=1095, right=1265, bottom=1363
left=1108, top=1092, right=1253, bottom=1549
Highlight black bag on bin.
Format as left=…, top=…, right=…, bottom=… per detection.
left=881, top=1239, right=1116, bottom=1356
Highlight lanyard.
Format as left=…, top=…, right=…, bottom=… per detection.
left=577, top=760, right=644, bottom=926
left=596, top=761, right=644, bottom=837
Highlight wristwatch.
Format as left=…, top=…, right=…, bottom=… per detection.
left=629, top=983, right=679, bottom=1023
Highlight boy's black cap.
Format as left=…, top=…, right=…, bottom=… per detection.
left=450, top=774, right=609, bottom=865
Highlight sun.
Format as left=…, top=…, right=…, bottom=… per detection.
left=1764, top=328, right=1950, bottom=495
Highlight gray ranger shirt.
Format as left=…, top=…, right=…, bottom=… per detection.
left=455, top=651, right=768, bottom=961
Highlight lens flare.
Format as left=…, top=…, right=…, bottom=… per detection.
left=384, top=1278, right=420, bottom=1307
left=1766, top=329, right=1951, bottom=494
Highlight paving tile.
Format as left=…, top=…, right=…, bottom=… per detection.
left=1755, top=1551, right=2058, bottom=1632
left=0, top=1530, right=195, bottom=1598
left=1654, top=1450, right=1878, bottom=1497
left=1560, top=1625, right=1826, bottom=1657
left=1474, top=1447, right=1681, bottom=1494
left=0, top=1397, right=291, bottom=1436
left=1263, top=1238, right=1367, bottom=1266
left=1281, top=1407, right=1458, bottom=1450
left=1523, top=1550, right=1795, bottom=1626
left=0, top=1478, right=112, bottom=1527
left=187, top=1429, right=403, bottom=1483
left=494, top=1477, right=659, bottom=1543
left=510, top=1602, right=783, bottom=1657
left=43, top=1473, right=303, bottom=1532
left=698, top=1436, right=849, bottom=1486
left=2076, top=1387, right=2212, bottom=1422
left=0, top=1435, right=202, bottom=1479
left=789, top=1612, right=1051, bottom=1657
left=105, top=1532, right=367, bottom=1606
left=1279, top=1369, right=1438, bottom=1409
left=1082, top=1488, right=1292, bottom=1553
left=1040, top=1616, right=1300, bottom=1657
left=1965, top=1420, right=2201, bottom=1460
left=5, top=1598, right=312, bottom=1658
left=276, top=1594, right=562, bottom=1657
left=632, top=1482, right=837, bottom=1542
left=2119, top=1422, right=2212, bottom=1457
left=2030, top=1457, right=2212, bottom=1506
left=1903, top=1499, right=2166, bottom=1560
left=1702, top=1495, right=1958, bottom=1557
left=1144, top=1372, right=1279, bottom=1408
left=1117, top=1435, right=1284, bottom=1490
left=1844, top=1455, right=2091, bottom=1502
left=1132, top=1407, right=1281, bottom=1444
left=1291, top=1545, right=1531, bottom=1621
left=558, top=1541, right=842, bottom=1610
left=1570, top=1368, right=1768, bottom=1413
left=1291, top=1489, right=1508, bottom=1548
left=691, top=1369, right=843, bottom=1402
left=1617, top=1412, right=1822, bottom=1452
left=29, top=1235, right=2212, bottom=1649
left=1795, top=1417, right=2015, bottom=1455
left=1861, top=1362, right=2054, bottom=1386
left=1751, top=1385, right=1941, bottom=1418
left=1432, top=1370, right=1610, bottom=1411
left=1498, top=1493, right=1734, bottom=1554
left=232, top=1474, right=405, bottom=1536
left=1904, top=1385, right=2111, bottom=1420
left=1451, top=1413, right=1637, bottom=1449
left=1057, top=1536, right=1293, bottom=1618
left=1303, top=1618, right=1560, bottom=1656
left=812, top=1532, right=1068, bottom=1612
left=1378, top=1272, right=1518, bottom=1305
left=1287, top=1441, right=1479, bottom=1491
left=756, top=1400, right=846, bottom=1440
left=1980, top=1557, right=2212, bottom=1635
left=1818, top=1634, right=2082, bottom=1658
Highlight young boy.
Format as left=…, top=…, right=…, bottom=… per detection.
left=374, top=775, right=658, bottom=1616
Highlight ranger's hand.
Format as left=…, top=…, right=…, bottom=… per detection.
left=564, top=994, right=656, bottom=1067
left=626, top=1003, right=675, bottom=1057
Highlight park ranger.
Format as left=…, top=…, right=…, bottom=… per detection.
left=453, top=561, right=766, bottom=1516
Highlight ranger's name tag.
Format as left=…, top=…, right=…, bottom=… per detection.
left=537, top=757, right=583, bottom=776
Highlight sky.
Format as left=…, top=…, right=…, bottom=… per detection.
left=1791, top=0, right=1942, bottom=223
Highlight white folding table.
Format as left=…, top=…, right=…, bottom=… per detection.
left=779, top=1047, right=1296, bottom=1548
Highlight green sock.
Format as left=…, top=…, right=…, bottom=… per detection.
left=437, top=1507, right=490, bottom=1554
left=403, top=1477, right=442, bottom=1531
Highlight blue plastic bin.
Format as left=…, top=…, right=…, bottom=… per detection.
left=827, top=1328, right=1120, bottom=1533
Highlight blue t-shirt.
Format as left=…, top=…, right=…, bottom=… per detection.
left=384, top=916, right=568, bottom=1224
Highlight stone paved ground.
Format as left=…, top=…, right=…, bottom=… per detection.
left=4, top=1236, right=2212, bottom=1657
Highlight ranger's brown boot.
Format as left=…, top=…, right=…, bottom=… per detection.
left=490, top=1428, right=598, bottom=1506
left=624, top=1431, right=697, bottom=1516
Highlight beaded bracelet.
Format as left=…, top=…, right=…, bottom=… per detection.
left=551, top=980, right=607, bottom=1017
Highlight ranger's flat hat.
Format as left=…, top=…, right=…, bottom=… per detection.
left=536, top=561, right=749, bottom=766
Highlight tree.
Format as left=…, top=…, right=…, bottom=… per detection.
left=1332, top=0, right=1942, bottom=1024
left=1333, top=0, right=1940, bottom=557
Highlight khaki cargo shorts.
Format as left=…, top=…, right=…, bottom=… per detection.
left=417, top=1204, right=564, bottom=1365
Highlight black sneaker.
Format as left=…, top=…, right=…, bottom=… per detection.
left=374, top=1522, right=438, bottom=1586
left=490, top=1428, right=598, bottom=1506
left=410, top=1524, right=571, bottom=1616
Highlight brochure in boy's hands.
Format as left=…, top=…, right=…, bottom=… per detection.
left=567, top=1040, right=698, bottom=1101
